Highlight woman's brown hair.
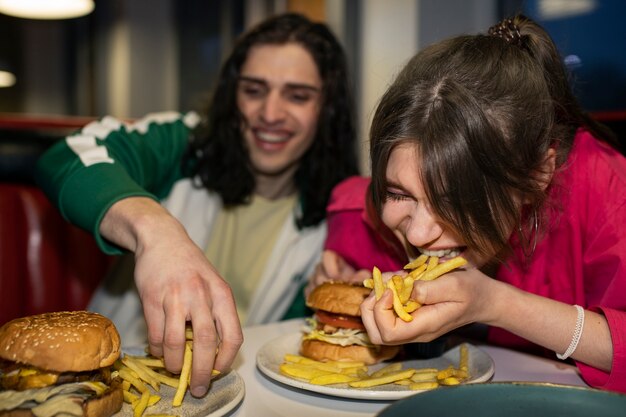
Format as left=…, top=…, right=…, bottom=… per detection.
left=369, top=15, right=616, bottom=259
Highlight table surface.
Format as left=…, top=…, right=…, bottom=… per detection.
left=223, top=318, right=586, bottom=417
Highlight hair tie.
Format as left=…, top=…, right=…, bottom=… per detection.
left=488, top=18, right=523, bottom=47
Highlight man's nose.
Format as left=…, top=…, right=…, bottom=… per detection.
left=260, top=92, right=286, bottom=123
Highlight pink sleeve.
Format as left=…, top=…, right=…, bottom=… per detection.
left=325, top=176, right=404, bottom=272
left=577, top=308, right=626, bottom=393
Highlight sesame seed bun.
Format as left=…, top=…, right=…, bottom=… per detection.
left=0, top=311, right=121, bottom=373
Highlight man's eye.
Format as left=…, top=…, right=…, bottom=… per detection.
left=242, top=86, right=264, bottom=97
left=287, top=92, right=313, bottom=103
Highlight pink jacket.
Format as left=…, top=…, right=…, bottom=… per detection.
left=325, top=130, right=626, bottom=393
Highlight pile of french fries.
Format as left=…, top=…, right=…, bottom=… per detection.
left=363, top=254, right=467, bottom=321
left=280, top=343, right=470, bottom=391
left=113, top=329, right=219, bottom=417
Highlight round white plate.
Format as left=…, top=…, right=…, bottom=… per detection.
left=115, top=350, right=245, bottom=417
left=256, top=332, right=494, bottom=400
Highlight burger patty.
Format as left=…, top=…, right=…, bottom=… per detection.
left=0, top=362, right=112, bottom=391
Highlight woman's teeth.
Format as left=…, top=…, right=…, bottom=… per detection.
left=419, top=248, right=462, bottom=258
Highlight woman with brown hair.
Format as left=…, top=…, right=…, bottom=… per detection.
left=313, top=15, right=626, bottom=392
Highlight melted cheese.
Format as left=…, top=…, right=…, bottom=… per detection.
left=0, top=381, right=106, bottom=417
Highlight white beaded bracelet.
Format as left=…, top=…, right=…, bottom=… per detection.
left=556, top=304, right=585, bottom=360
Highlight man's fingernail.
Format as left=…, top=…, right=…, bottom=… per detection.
left=191, top=386, right=208, bottom=397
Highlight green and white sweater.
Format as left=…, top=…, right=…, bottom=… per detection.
left=35, top=112, right=325, bottom=345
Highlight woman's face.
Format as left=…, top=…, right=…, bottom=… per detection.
left=381, top=143, right=493, bottom=269
left=237, top=43, right=322, bottom=178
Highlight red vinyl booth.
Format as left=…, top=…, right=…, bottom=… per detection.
left=0, top=115, right=114, bottom=325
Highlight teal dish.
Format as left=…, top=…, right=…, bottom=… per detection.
left=378, top=382, right=626, bottom=417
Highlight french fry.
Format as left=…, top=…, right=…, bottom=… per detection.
left=133, top=389, right=150, bottom=417
left=126, top=356, right=166, bottom=368
left=123, top=390, right=139, bottom=404
left=409, top=371, right=438, bottom=382
left=399, top=276, right=414, bottom=304
left=279, top=363, right=333, bottom=380
left=403, top=254, right=428, bottom=270
left=122, top=357, right=160, bottom=391
left=459, top=343, right=469, bottom=372
left=309, top=373, right=359, bottom=385
left=348, top=369, right=416, bottom=388
left=426, top=256, right=439, bottom=271
left=409, top=381, right=439, bottom=391
left=363, top=278, right=374, bottom=289
left=387, top=280, right=413, bottom=322
left=119, top=368, right=149, bottom=394
left=393, top=379, right=412, bottom=385
left=403, top=300, right=421, bottom=313
left=172, top=342, right=192, bottom=407
left=436, top=366, right=456, bottom=380
left=439, top=377, right=461, bottom=385
left=420, top=256, right=467, bottom=281
left=369, top=362, right=403, bottom=378
left=185, top=327, right=194, bottom=341
left=372, top=266, right=385, bottom=300
left=407, top=264, right=427, bottom=280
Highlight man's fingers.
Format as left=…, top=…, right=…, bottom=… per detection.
left=162, top=304, right=187, bottom=375
left=188, top=307, right=218, bottom=397
left=211, top=286, right=244, bottom=373
left=144, top=301, right=166, bottom=359
left=321, top=250, right=342, bottom=279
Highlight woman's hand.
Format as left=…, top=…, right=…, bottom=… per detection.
left=305, top=250, right=371, bottom=298
left=361, top=268, right=497, bottom=345
left=100, top=197, right=243, bottom=397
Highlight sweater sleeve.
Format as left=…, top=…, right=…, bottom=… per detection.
left=325, top=176, right=405, bottom=272
left=574, top=137, right=626, bottom=393
left=35, top=112, right=199, bottom=254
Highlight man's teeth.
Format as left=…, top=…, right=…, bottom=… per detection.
left=257, top=131, right=288, bottom=143
left=419, top=248, right=461, bottom=258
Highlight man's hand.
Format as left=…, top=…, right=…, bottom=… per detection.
left=305, top=250, right=371, bottom=298
left=100, top=197, right=244, bottom=397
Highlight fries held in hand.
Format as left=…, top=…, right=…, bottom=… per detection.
left=364, top=255, right=467, bottom=322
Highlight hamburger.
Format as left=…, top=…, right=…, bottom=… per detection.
left=302, top=282, right=399, bottom=365
left=0, top=311, right=123, bottom=417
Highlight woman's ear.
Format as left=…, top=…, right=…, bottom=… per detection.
left=537, top=147, right=556, bottom=191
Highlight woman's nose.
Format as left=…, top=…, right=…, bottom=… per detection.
left=260, top=92, right=286, bottom=123
left=404, top=208, right=443, bottom=248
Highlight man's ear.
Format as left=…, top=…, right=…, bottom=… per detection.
left=537, top=147, right=556, bottom=191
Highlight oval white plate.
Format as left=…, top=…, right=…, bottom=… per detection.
left=256, top=332, right=494, bottom=400
left=116, top=350, right=245, bottom=417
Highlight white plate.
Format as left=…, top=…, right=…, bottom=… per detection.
left=114, top=350, right=245, bottom=417
left=256, top=332, right=494, bottom=400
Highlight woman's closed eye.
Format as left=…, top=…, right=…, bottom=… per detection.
left=385, top=189, right=412, bottom=202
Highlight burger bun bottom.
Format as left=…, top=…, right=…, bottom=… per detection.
left=301, top=339, right=399, bottom=365
left=0, top=379, right=123, bottom=417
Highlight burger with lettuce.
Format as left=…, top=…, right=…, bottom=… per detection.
left=0, top=311, right=123, bottom=417
left=302, top=282, right=399, bottom=364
